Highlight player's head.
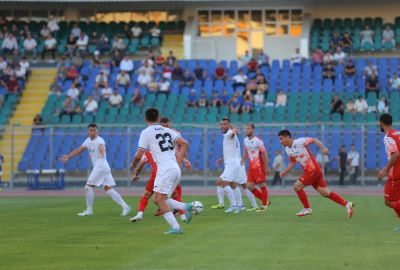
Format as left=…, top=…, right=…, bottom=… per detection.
left=145, top=107, right=160, bottom=124
left=275, top=149, right=281, bottom=155
left=379, top=113, right=392, bottom=133
left=87, top=123, right=98, bottom=139
left=220, top=117, right=231, bottom=133
left=245, top=123, right=255, bottom=137
left=278, top=129, right=292, bottom=146
left=160, top=117, right=171, bottom=128
left=351, top=144, right=355, bottom=151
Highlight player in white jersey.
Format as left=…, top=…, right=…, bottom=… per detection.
left=60, top=123, right=132, bottom=217
left=130, top=108, right=194, bottom=235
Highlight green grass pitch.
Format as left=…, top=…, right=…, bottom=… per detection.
left=1, top=195, right=399, bottom=270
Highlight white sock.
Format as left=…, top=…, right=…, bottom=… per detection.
left=224, top=186, right=237, bottom=207
left=136, top=211, right=143, bottom=218
left=163, top=211, right=180, bottom=230
left=217, top=186, right=224, bottom=205
left=166, top=198, right=187, bottom=210
left=246, top=189, right=258, bottom=208
left=233, top=187, right=243, bottom=207
left=85, top=185, right=94, bottom=212
left=106, top=189, right=129, bottom=209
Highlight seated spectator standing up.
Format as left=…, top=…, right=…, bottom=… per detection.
left=59, top=96, right=81, bottom=121
left=66, top=34, right=77, bottom=57
left=22, top=34, right=37, bottom=60
left=193, top=63, right=205, bottom=81
left=290, top=48, right=303, bottom=67
left=276, top=90, right=287, bottom=107
left=340, top=32, right=353, bottom=54
left=115, top=70, right=131, bottom=90
left=84, top=96, right=98, bottom=116
left=166, top=51, right=176, bottom=66
left=247, top=58, right=258, bottom=73
left=67, top=83, right=80, bottom=100
left=366, top=74, right=380, bottom=97
left=330, top=95, right=344, bottom=116
left=360, top=25, right=374, bottom=47
left=19, top=57, right=30, bottom=74
left=312, top=48, right=324, bottom=65
left=131, top=88, right=144, bottom=107
left=42, top=34, right=57, bottom=61
left=214, top=64, right=226, bottom=81
left=211, top=91, right=221, bottom=107
left=187, top=89, right=197, bottom=107
left=330, top=32, right=341, bottom=50
left=220, top=89, right=230, bottom=107
left=389, top=74, right=400, bottom=91
left=345, top=58, right=356, bottom=77
left=109, top=90, right=123, bottom=107
left=197, top=91, right=208, bottom=108
left=120, top=55, right=134, bottom=74
left=100, top=82, right=113, bottom=100
left=131, top=24, right=142, bottom=39
left=382, top=25, right=395, bottom=49
left=15, top=65, right=26, bottom=80
left=181, top=70, right=194, bottom=87
left=323, top=63, right=335, bottom=81
left=363, top=61, right=378, bottom=80
left=345, top=99, right=355, bottom=113
left=40, top=25, right=50, bottom=40
left=230, top=95, right=241, bottom=113
left=232, top=70, right=248, bottom=89
left=377, top=96, right=389, bottom=113
left=172, top=63, right=183, bottom=81
left=158, top=77, right=170, bottom=95
left=333, top=47, right=346, bottom=65
left=354, top=95, right=368, bottom=114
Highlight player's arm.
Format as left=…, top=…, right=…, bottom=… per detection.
left=130, top=148, right=145, bottom=172
left=311, top=138, right=329, bottom=155
left=175, top=137, right=189, bottom=164
left=378, top=151, right=400, bottom=180
left=60, top=146, right=86, bottom=162
left=241, top=148, right=249, bottom=165
left=231, top=126, right=239, bottom=139
left=98, top=144, right=106, bottom=158
left=132, top=158, right=146, bottom=182
left=262, top=150, right=270, bottom=175
left=280, top=160, right=296, bottom=178
left=217, top=156, right=224, bottom=165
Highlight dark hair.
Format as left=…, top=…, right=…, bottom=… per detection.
left=246, top=123, right=255, bottom=129
left=145, top=108, right=159, bottom=122
left=379, top=113, right=393, bottom=126
left=278, top=130, right=291, bottom=138
left=88, top=123, right=97, bottom=129
left=160, top=117, right=170, bottom=124
left=221, top=117, right=230, bottom=122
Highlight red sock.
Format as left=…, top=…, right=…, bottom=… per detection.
left=328, top=192, right=347, bottom=207
left=394, top=209, right=400, bottom=218
left=389, top=201, right=400, bottom=211
left=251, top=188, right=263, bottom=200
left=138, top=196, right=149, bottom=212
left=260, top=186, right=268, bottom=206
left=175, top=185, right=183, bottom=198
left=296, top=189, right=310, bottom=208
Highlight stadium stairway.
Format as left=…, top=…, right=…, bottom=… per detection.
left=0, top=68, right=57, bottom=182
left=161, top=34, right=184, bottom=59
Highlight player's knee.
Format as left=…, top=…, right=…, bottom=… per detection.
left=321, top=191, right=330, bottom=197
left=144, top=191, right=152, bottom=198
left=293, top=185, right=301, bottom=192
left=103, top=186, right=112, bottom=191
left=384, top=200, right=391, bottom=207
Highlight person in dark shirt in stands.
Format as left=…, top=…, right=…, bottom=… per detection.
left=5, top=76, right=19, bottom=93
left=340, top=32, right=353, bottom=54
left=345, top=58, right=356, bottom=77
left=171, top=62, right=183, bottom=81
left=366, top=74, right=380, bottom=98
left=338, top=145, right=347, bottom=186
left=193, top=63, right=205, bottom=81
left=330, top=95, right=344, bottom=116
left=323, top=63, right=335, bottom=81
left=330, top=32, right=341, bottom=50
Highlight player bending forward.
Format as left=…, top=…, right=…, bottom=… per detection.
left=278, top=130, right=354, bottom=218
left=61, top=123, right=132, bottom=216
left=377, top=113, right=400, bottom=231
left=130, top=108, right=193, bottom=234
left=242, top=123, right=271, bottom=212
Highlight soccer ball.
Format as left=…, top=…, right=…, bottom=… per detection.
left=191, top=201, right=204, bottom=215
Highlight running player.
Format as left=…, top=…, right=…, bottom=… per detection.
left=278, top=130, right=354, bottom=218
left=377, top=113, right=400, bottom=231
left=130, top=108, right=193, bottom=234
left=60, top=123, right=132, bottom=216
left=242, top=123, right=271, bottom=212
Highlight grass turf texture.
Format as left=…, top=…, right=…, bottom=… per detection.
left=0, top=195, right=399, bottom=270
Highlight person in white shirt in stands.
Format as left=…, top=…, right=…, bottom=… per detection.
left=363, top=61, right=378, bottom=80
left=115, top=70, right=131, bottom=90
left=109, top=90, right=123, bottom=107
left=149, top=24, right=161, bottom=38
left=60, top=123, right=131, bottom=217
left=47, top=15, right=60, bottom=34
left=158, top=78, right=170, bottom=95
left=353, top=95, right=368, bottom=114
left=272, top=150, right=285, bottom=185
left=100, top=82, right=113, bottom=100
left=2, top=33, right=18, bottom=54
left=347, top=144, right=360, bottom=185
left=275, top=90, right=287, bottom=107
left=377, top=96, right=389, bottom=113
left=239, top=50, right=251, bottom=67
left=14, top=65, right=26, bottom=80
left=137, top=69, right=152, bottom=86
left=41, top=34, right=57, bottom=61
left=382, top=25, right=395, bottom=49
left=360, top=25, right=374, bottom=47
left=95, top=71, right=108, bottom=88
left=22, top=34, right=37, bottom=60
left=232, top=70, right=248, bottom=89
left=40, top=25, right=50, bottom=40
left=0, top=56, right=7, bottom=70
left=290, top=48, right=303, bottom=66
left=333, top=47, right=346, bottom=65
left=76, top=32, right=89, bottom=55
left=71, top=23, right=81, bottom=39
left=138, top=61, right=154, bottom=76
left=84, top=96, right=98, bottom=116
left=19, top=57, right=30, bottom=73
left=67, top=83, right=80, bottom=100
left=131, top=24, right=142, bottom=38
left=120, top=55, right=134, bottom=73
left=323, top=50, right=334, bottom=65
left=389, top=73, right=400, bottom=91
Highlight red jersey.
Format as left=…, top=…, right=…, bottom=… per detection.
left=244, top=136, right=266, bottom=170
left=285, top=137, right=321, bottom=174
left=384, top=129, right=400, bottom=179
left=142, top=149, right=157, bottom=173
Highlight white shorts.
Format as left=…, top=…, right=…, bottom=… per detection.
left=236, top=164, right=247, bottom=185
left=220, top=162, right=241, bottom=182
left=153, top=168, right=181, bottom=197
left=87, top=166, right=116, bottom=187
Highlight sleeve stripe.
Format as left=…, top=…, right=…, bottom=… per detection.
left=139, top=147, right=147, bottom=151
left=173, top=136, right=181, bottom=143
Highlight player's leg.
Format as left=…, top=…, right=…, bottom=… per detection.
left=104, top=185, right=132, bottom=216
left=212, top=179, right=225, bottom=209
left=232, top=181, right=244, bottom=211
left=155, top=192, right=182, bottom=234
left=293, top=179, right=312, bottom=216
left=256, top=182, right=271, bottom=212
left=384, top=179, right=400, bottom=229
left=130, top=189, right=153, bottom=222
left=172, top=185, right=186, bottom=222
left=247, top=170, right=263, bottom=201
left=221, top=180, right=237, bottom=212
left=242, top=183, right=258, bottom=210
left=78, top=184, right=96, bottom=216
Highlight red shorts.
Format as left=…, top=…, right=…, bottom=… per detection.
left=247, top=168, right=266, bottom=184
left=384, top=178, right=400, bottom=202
left=145, top=173, right=156, bottom=193
left=299, top=170, right=327, bottom=190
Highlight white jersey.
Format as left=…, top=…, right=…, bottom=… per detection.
left=223, top=129, right=241, bottom=164
left=138, top=124, right=181, bottom=173
left=81, top=136, right=109, bottom=168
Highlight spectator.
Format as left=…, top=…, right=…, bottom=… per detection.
left=84, top=96, right=98, bottom=116
left=5, top=76, right=19, bottom=93
left=59, top=96, right=81, bottom=120
left=0, top=94, right=3, bottom=108
left=47, top=15, right=59, bottom=34
left=330, top=32, right=341, bottom=50
left=91, top=86, right=102, bottom=102
left=254, top=89, right=265, bottom=110
left=49, top=78, right=62, bottom=96
left=112, top=36, right=126, bottom=52
left=377, top=96, right=389, bottom=113
left=158, top=77, right=170, bottom=95
left=162, top=64, right=172, bottom=80
left=166, top=51, right=176, bottom=66
left=247, top=58, right=258, bottom=72
left=363, top=61, right=378, bottom=79
left=2, top=64, right=15, bottom=80
left=172, top=62, right=183, bottom=81
left=272, top=150, right=285, bottom=185
left=181, top=69, right=194, bottom=87
left=275, top=90, right=287, bottom=107
left=40, top=25, right=50, bottom=40
left=220, top=89, right=230, bottom=107
left=354, top=95, right=368, bottom=114
left=214, top=64, right=226, bottom=81
left=333, top=47, right=346, bottom=65
left=66, top=34, right=76, bottom=57
left=316, top=150, right=330, bottom=176
left=19, top=57, right=30, bottom=74
left=89, top=32, right=99, bottom=48
left=123, top=25, right=131, bottom=39
left=155, top=53, right=165, bottom=66
left=149, top=24, right=161, bottom=38
left=66, top=65, right=79, bottom=80
left=22, top=34, right=37, bottom=60
left=382, top=25, right=395, bottom=49
left=322, top=63, right=335, bottom=81
left=360, top=25, right=374, bottom=47
left=95, top=71, right=108, bottom=88
left=345, top=99, right=354, bottom=113
left=330, top=95, right=344, bottom=116
left=42, top=34, right=57, bottom=61
left=232, top=70, right=248, bottom=89
left=347, top=144, right=360, bottom=185
left=246, top=79, right=258, bottom=95
left=138, top=61, right=154, bottom=77
left=197, top=91, right=208, bottom=108
left=256, top=72, right=268, bottom=96
left=109, top=90, right=123, bottom=107
left=67, top=83, right=80, bottom=100
left=137, top=69, right=152, bottom=86
left=340, top=32, right=353, bottom=54
left=14, top=65, right=26, bottom=80
left=120, top=55, right=134, bottom=73
left=100, top=62, right=110, bottom=77
left=2, top=33, right=18, bottom=54
left=239, top=50, right=251, bottom=67
left=71, top=23, right=81, bottom=38
left=323, top=50, right=334, bottom=65
left=290, top=47, right=303, bottom=66
left=258, top=50, right=270, bottom=68
left=131, top=88, right=144, bottom=107
left=312, top=48, right=324, bottom=65
left=115, top=70, right=131, bottom=89
left=345, top=58, right=356, bottom=77
left=230, top=95, right=241, bottom=113
left=98, top=33, right=110, bottom=53
left=241, top=94, right=253, bottom=113
left=187, top=89, right=197, bottom=107
left=211, top=91, right=221, bottom=107
left=389, top=73, right=400, bottom=91
left=76, top=32, right=89, bottom=55
left=100, top=82, right=113, bottom=100
left=366, top=74, right=379, bottom=97
left=338, top=145, right=347, bottom=186
left=147, top=78, right=159, bottom=92
left=131, top=24, right=142, bottom=39
left=71, top=52, right=84, bottom=69
left=33, top=114, right=43, bottom=126
left=20, top=25, right=31, bottom=38
left=193, top=63, right=205, bottom=81
left=0, top=56, right=7, bottom=70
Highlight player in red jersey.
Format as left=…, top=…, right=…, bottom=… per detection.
left=377, top=113, right=400, bottom=231
left=278, top=130, right=354, bottom=218
left=241, top=123, right=271, bottom=212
